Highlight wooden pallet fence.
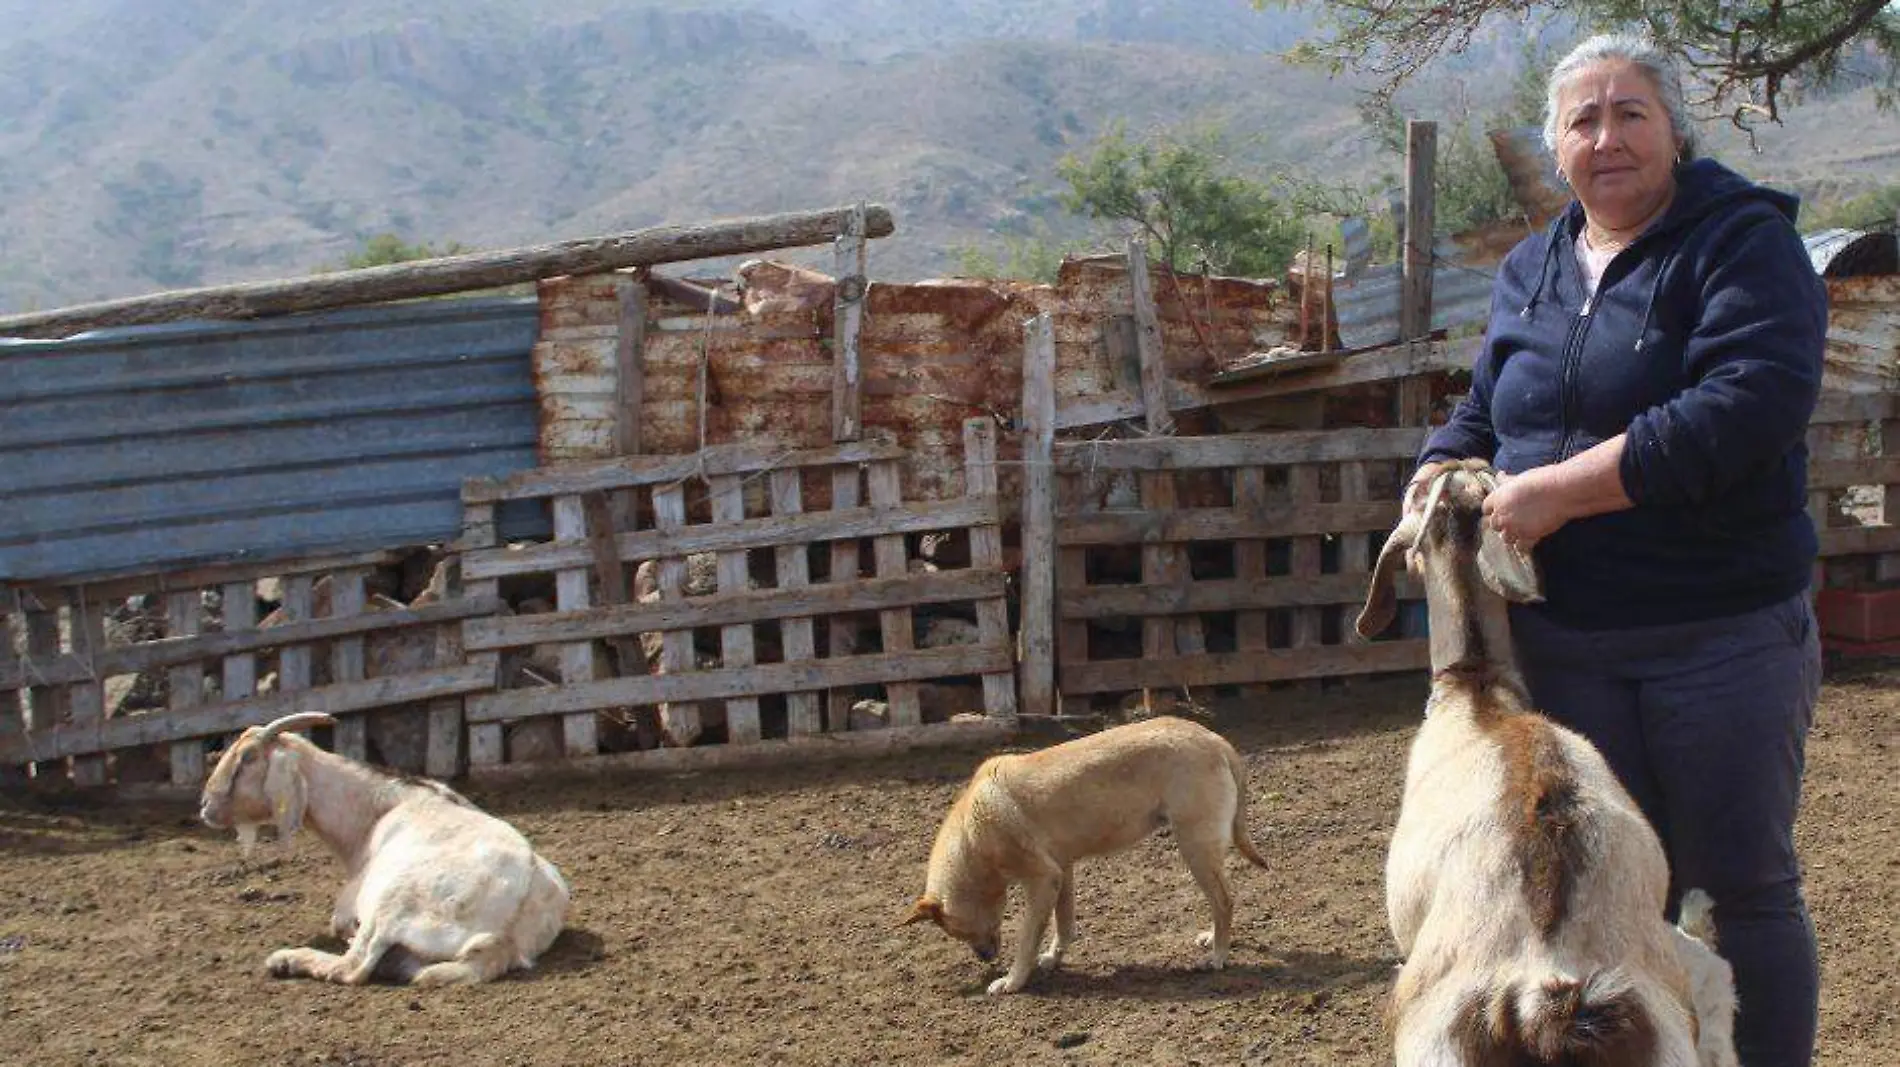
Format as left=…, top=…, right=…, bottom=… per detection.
left=0, top=552, right=494, bottom=787
left=457, top=427, right=1017, bottom=775
left=1045, top=428, right=1431, bottom=706
left=1809, top=391, right=1900, bottom=587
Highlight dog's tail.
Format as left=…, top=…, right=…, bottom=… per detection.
left=1223, top=745, right=1270, bottom=870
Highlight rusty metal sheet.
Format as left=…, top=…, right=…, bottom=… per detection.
left=0, top=296, right=541, bottom=583
left=1822, top=276, right=1900, bottom=393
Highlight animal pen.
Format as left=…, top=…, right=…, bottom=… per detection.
left=4, top=130, right=1899, bottom=793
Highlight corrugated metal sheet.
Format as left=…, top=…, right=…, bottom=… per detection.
left=1331, top=239, right=1497, bottom=349
left=1806, top=228, right=1899, bottom=278
left=0, top=296, right=542, bottom=584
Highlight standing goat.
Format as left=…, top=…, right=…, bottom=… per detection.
left=200, top=713, right=571, bottom=986
left=1358, top=459, right=1737, bottom=1067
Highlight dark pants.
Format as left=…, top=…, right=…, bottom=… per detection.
left=1511, top=593, right=1821, bottom=1067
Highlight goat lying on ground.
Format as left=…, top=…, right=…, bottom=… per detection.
left=1359, top=459, right=1737, bottom=1067
left=200, top=713, right=570, bottom=986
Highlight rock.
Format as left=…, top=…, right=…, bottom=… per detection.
left=848, top=699, right=890, bottom=731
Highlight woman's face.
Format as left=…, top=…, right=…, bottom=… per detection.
left=1555, top=59, right=1684, bottom=232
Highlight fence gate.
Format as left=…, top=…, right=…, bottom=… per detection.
left=455, top=418, right=1018, bottom=775
left=1046, top=428, right=1431, bottom=714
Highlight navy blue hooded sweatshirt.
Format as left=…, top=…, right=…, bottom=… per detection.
left=1421, top=158, right=1828, bottom=631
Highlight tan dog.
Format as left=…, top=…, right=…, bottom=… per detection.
left=901, top=716, right=1270, bottom=994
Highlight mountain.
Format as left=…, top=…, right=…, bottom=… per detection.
left=0, top=0, right=1890, bottom=313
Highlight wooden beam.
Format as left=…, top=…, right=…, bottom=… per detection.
left=1399, top=120, right=1438, bottom=426
left=551, top=495, right=600, bottom=759
left=1202, top=338, right=1471, bottom=405
left=769, top=469, right=823, bottom=737
left=710, top=474, right=763, bottom=743
left=1126, top=239, right=1174, bottom=436
left=462, top=440, right=906, bottom=504
left=1054, top=428, right=1427, bottom=471
left=465, top=719, right=1011, bottom=785
left=1808, top=457, right=1900, bottom=489
left=962, top=418, right=1018, bottom=723
left=1813, top=391, right=1900, bottom=424
left=1818, top=524, right=1900, bottom=557
left=11, top=549, right=399, bottom=606
left=0, top=663, right=497, bottom=765
left=614, top=275, right=649, bottom=458
left=1057, top=566, right=1416, bottom=620
left=466, top=644, right=1012, bottom=724
left=1059, top=639, right=1430, bottom=695
left=1018, top=314, right=1059, bottom=720
left=826, top=467, right=863, bottom=734
left=651, top=483, right=702, bottom=747
left=329, top=570, right=370, bottom=764
left=0, top=596, right=503, bottom=691
left=868, top=461, right=922, bottom=728
left=1059, top=502, right=1402, bottom=546
left=0, top=204, right=897, bottom=340
left=165, top=591, right=207, bottom=786
left=462, top=496, right=998, bottom=581
left=832, top=202, right=868, bottom=441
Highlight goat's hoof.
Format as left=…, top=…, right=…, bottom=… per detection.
left=986, top=975, right=1025, bottom=995
left=1036, top=950, right=1064, bottom=971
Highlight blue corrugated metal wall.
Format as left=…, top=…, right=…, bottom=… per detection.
left=0, top=296, right=543, bottom=583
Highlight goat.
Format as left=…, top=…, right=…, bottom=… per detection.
left=199, top=713, right=571, bottom=986
left=1358, top=459, right=1738, bottom=1067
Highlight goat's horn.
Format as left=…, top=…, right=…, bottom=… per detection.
left=254, top=712, right=337, bottom=742
left=1409, top=471, right=1454, bottom=569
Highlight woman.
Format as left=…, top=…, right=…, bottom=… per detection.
left=1416, top=33, right=1827, bottom=1067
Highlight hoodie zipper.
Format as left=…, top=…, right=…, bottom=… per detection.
left=1556, top=277, right=1600, bottom=462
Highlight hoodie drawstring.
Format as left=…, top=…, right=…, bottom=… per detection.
left=1519, top=231, right=1560, bottom=319
left=1631, top=254, right=1672, bottom=352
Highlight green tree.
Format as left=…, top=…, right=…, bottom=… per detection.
left=343, top=233, right=469, bottom=269
left=1259, top=0, right=1898, bottom=126
left=1055, top=123, right=1307, bottom=277
left=1808, top=183, right=1900, bottom=230
left=949, top=225, right=1076, bottom=284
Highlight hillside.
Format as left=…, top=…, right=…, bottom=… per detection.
left=0, top=0, right=1890, bottom=313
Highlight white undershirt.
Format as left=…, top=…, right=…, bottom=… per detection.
left=1575, top=232, right=1618, bottom=298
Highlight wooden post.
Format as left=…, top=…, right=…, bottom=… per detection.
left=462, top=503, right=507, bottom=769
left=613, top=274, right=651, bottom=533
left=551, top=495, right=601, bottom=758
left=166, top=592, right=206, bottom=786
left=66, top=592, right=107, bottom=787
left=868, top=461, right=922, bottom=728
left=1126, top=239, right=1175, bottom=437
left=1233, top=467, right=1271, bottom=695
left=651, top=484, right=703, bottom=746
left=826, top=468, right=863, bottom=731
left=221, top=581, right=259, bottom=707
left=1399, top=120, right=1438, bottom=427
left=0, top=609, right=24, bottom=785
left=832, top=202, right=868, bottom=442
left=770, top=470, right=823, bottom=737
left=24, top=606, right=65, bottom=780
left=1019, top=314, right=1058, bottom=719
left=1339, top=461, right=1373, bottom=647
left=962, top=418, right=1018, bottom=723
left=1288, top=465, right=1324, bottom=691
left=330, top=570, right=369, bottom=763
left=710, top=475, right=763, bottom=743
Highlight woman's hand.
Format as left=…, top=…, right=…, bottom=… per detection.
left=1482, top=467, right=1572, bottom=549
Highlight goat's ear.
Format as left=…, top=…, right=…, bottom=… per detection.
left=1477, top=524, right=1544, bottom=604
left=1357, top=515, right=1420, bottom=639
left=898, top=896, right=944, bottom=929
left=262, top=747, right=307, bottom=842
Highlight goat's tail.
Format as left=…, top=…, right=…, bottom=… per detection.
left=1456, top=969, right=1662, bottom=1066
left=1222, top=746, right=1270, bottom=871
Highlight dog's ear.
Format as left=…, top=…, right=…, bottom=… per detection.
left=897, top=896, right=944, bottom=929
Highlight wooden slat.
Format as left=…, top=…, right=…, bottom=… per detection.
left=1288, top=465, right=1323, bottom=673
left=1020, top=313, right=1059, bottom=720
left=1126, top=239, right=1175, bottom=436
left=1053, top=428, right=1426, bottom=471
left=1808, top=456, right=1900, bottom=489
left=552, top=495, right=600, bottom=759
left=832, top=203, right=867, bottom=441
left=0, top=612, right=23, bottom=784
left=1812, top=391, right=1900, bottom=424
left=1818, top=524, right=1900, bottom=557
left=330, top=570, right=370, bottom=763
left=165, top=592, right=207, bottom=787
left=651, top=483, right=702, bottom=746
left=66, top=592, right=108, bottom=786
left=278, top=576, right=314, bottom=694
left=1140, top=472, right=1181, bottom=660
left=16, top=550, right=398, bottom=608
left=1061, top=573, right=1421, bottom=619
left=826, top=468, right=863, bottom=733
left=25, top=608, right=67, bottom=779
left=1233, top=468, right=1270, bottom=666
left=1061, top=502, right=1401, bottom=546
left=961, top=418, right=1017, bottom=721
left=466, top=719, right=1011, bottom=784
left=615, top=275, right=649, bottom=457
left=461, top=504, right=506, bottom=769
left=1060, top=639, right=1431, bottom=695
left=1879, top=419, right=1900, bottom=583
left=580, top=491, right=645, bottom=675
left=462, top=496, right=998, bottom=580
left=1203, top=338, right=1471, bottom=404
left=1398, top=119, right=1437, bottom=426
left=467, top=566, right=1005, bottom=652
left=463, top=440, right=907, bottom=504
left=1339, top=462, right=1375, bottom=646
left=0, top=663, right=497, bottom=765
left=467, top=644, right=1011, bottom=724
left=710, top=475, right=763, bottom=744
left=868, top=461, right=922, bottom=728
left=427, top=596, right=467, bottom=781
left=770, top=469, right=822, bottom=737
left=220, top=581, right=259, bottom=705
left=0, top=595, right=502, bottom=692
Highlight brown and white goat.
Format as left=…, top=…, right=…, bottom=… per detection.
left=1359, top=459, right=1737, bottom=1067
left=200, top=713, right=570, bottom=986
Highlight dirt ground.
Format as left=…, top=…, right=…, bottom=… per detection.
left=2, top=666, right=1895, bottom=1067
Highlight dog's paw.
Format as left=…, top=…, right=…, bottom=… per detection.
left=263, top=949, right=301, bottom=979
left=1195, top=930, right=1229, bottom=969
left=986, top=975, right=1025, bottom=995
left=1036, top=949, right=1064, bottom=971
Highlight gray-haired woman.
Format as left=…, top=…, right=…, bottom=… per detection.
left=1416, top=33, right=1826, bottom=1067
